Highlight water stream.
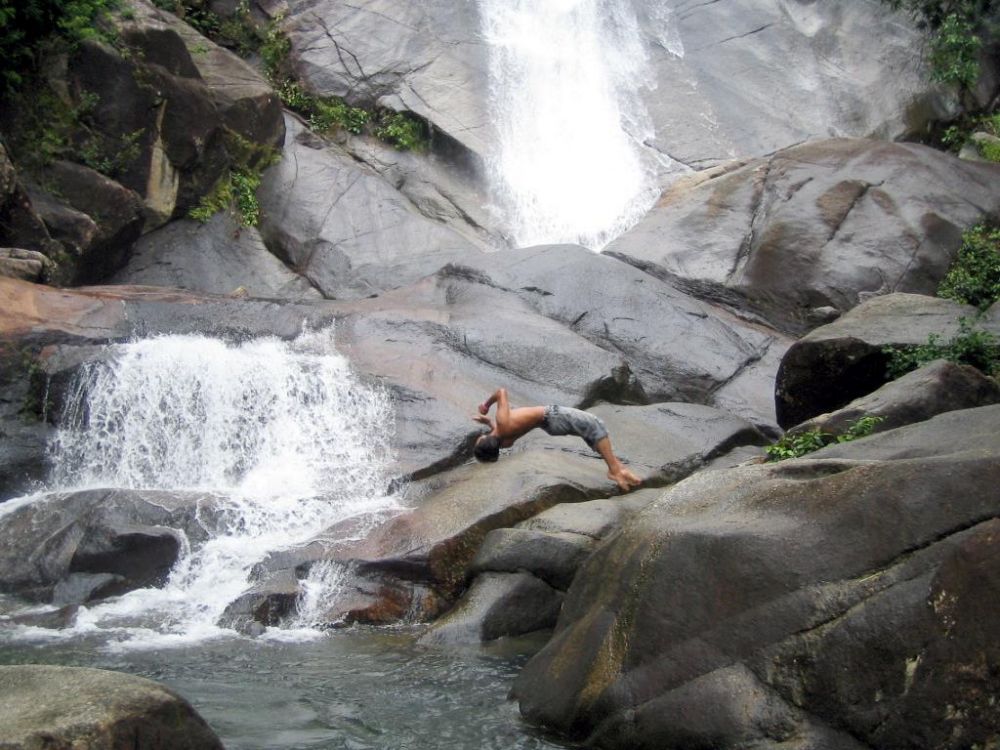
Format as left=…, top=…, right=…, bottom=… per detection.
left=481, top=0, right=681, bottom=249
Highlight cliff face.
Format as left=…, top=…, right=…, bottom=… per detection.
left=0, top=2, right=999, bottom=748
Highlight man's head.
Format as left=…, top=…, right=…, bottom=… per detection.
left=474, top=434, right=501, bottom=462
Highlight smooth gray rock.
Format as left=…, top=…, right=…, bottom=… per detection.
left=112, top=214, right=321, bottom=300
left=471, top=528, right=594, bottom=591
left=419, top=572, right=563, bottom=645
left=474, top=245, right=791, bottom=417
left=258, top=115, right=486, bottom=300
left=0, top=489, right=227, bottom=603
left=0, top=665, right=223, bottom=750
left=328, top=264, right=645, bottom=478
left=775, top=293, right=1000, bottom=428
left=608, top=140, right=1000, bottom=334
left=518, top=489, right=661, bottom=540
left=513, top=405, right=1000, bottom=750
left=584, top=402, right=767, bottom=482
left=790, top=358, right=1000, bottom=437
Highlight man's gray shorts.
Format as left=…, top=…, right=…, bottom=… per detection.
left=541, top=405, right=608, bottom=450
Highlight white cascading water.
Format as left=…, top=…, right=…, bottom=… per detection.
left=14, top=327, right=398, bottom=649
left=481, top=0, right=679, bottom=249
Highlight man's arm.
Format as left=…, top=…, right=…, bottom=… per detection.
left=479, top=388, right=511, bottom=427
left=492, top=388, right=511, bottom=434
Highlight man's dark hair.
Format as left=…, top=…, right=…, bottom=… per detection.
left=474, top=434, right=501, bottom=462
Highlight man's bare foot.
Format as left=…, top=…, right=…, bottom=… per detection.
left=608, top=467, right=642, bottom=493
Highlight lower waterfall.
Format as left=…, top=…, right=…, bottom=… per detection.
left=6, top=327, right=398, bottom=649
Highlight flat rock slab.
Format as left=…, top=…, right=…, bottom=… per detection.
left=471, top=244, right=792, bottom=426
left=775, top=293, right=1000, bottom=427
left=608, top=140, right=1000, bottom=334
left=513, top=404, right=1000, bottom=750
left=0, top=664, right=223, bottom=750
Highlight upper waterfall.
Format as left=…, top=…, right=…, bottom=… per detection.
left=481, top=0, right=677, bottom=249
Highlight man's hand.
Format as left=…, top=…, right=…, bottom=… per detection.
left=473, top=414, right=492, bottom=426
left=478, top=402, right=489, bottom=415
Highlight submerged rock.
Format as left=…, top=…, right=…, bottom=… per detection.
left=0, top=489, right=227, bottom=604
left=513, top=405, right=1000, bottom=750
left=0, top=665, right=223, bottom=750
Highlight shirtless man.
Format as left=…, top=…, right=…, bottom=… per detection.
left=472, top=387, right=642, bottom=492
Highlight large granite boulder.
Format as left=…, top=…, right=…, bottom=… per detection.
left=0, top=489, right=228, bottom=604
left=111, top=213, right=321, bottom=300
left=789, top=358, right=1000, bottom=437
left=257, top=115, right=486, bottom=300
left=513, top=405, right=1000, bottom=750
left=608, top=139, right=1000, bottom=333
left=0, top=665, right=223, bottom=750
left=775, top=293, right=1000, bottom=428
left=472, top=245, right=791, bottom=421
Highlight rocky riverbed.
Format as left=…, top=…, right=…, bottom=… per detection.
left=1, top=0, right=999, bottom=747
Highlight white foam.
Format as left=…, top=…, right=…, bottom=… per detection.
left=2, top=326, right=399, bottom=649
left=481, top=0, right=677, bottom=249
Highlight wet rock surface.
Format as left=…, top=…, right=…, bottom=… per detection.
left=0, top=665, right=224, bottom=750
left=0, top=489, right=230, bottom=604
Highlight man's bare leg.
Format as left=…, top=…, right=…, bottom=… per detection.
left=593, top=437, right=642, bottom=492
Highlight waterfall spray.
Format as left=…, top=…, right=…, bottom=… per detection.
left=481, top=0, right=668, bottom=249
left=23, top=327, right=398, bottom=648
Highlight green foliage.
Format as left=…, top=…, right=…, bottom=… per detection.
left=189, top=130, right=279, bottom=227
left=939, top=112, right=1000, bottom=156
left=152, top=0, right=262, bottom=55
left=0, top=0, right=119, bottom=90
left=5, top=81, right=143, bottom=179
left=883, top=0, right=997, bottom=90
left=938, top=224, right=1000, bottom=310
left=374, top=111, right=426, bottom=151
left=884, top=317, right=1000, bottom=378
left=928, top=11, right=982, bottom=88
left=766, top=416, right=885, bottom=462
